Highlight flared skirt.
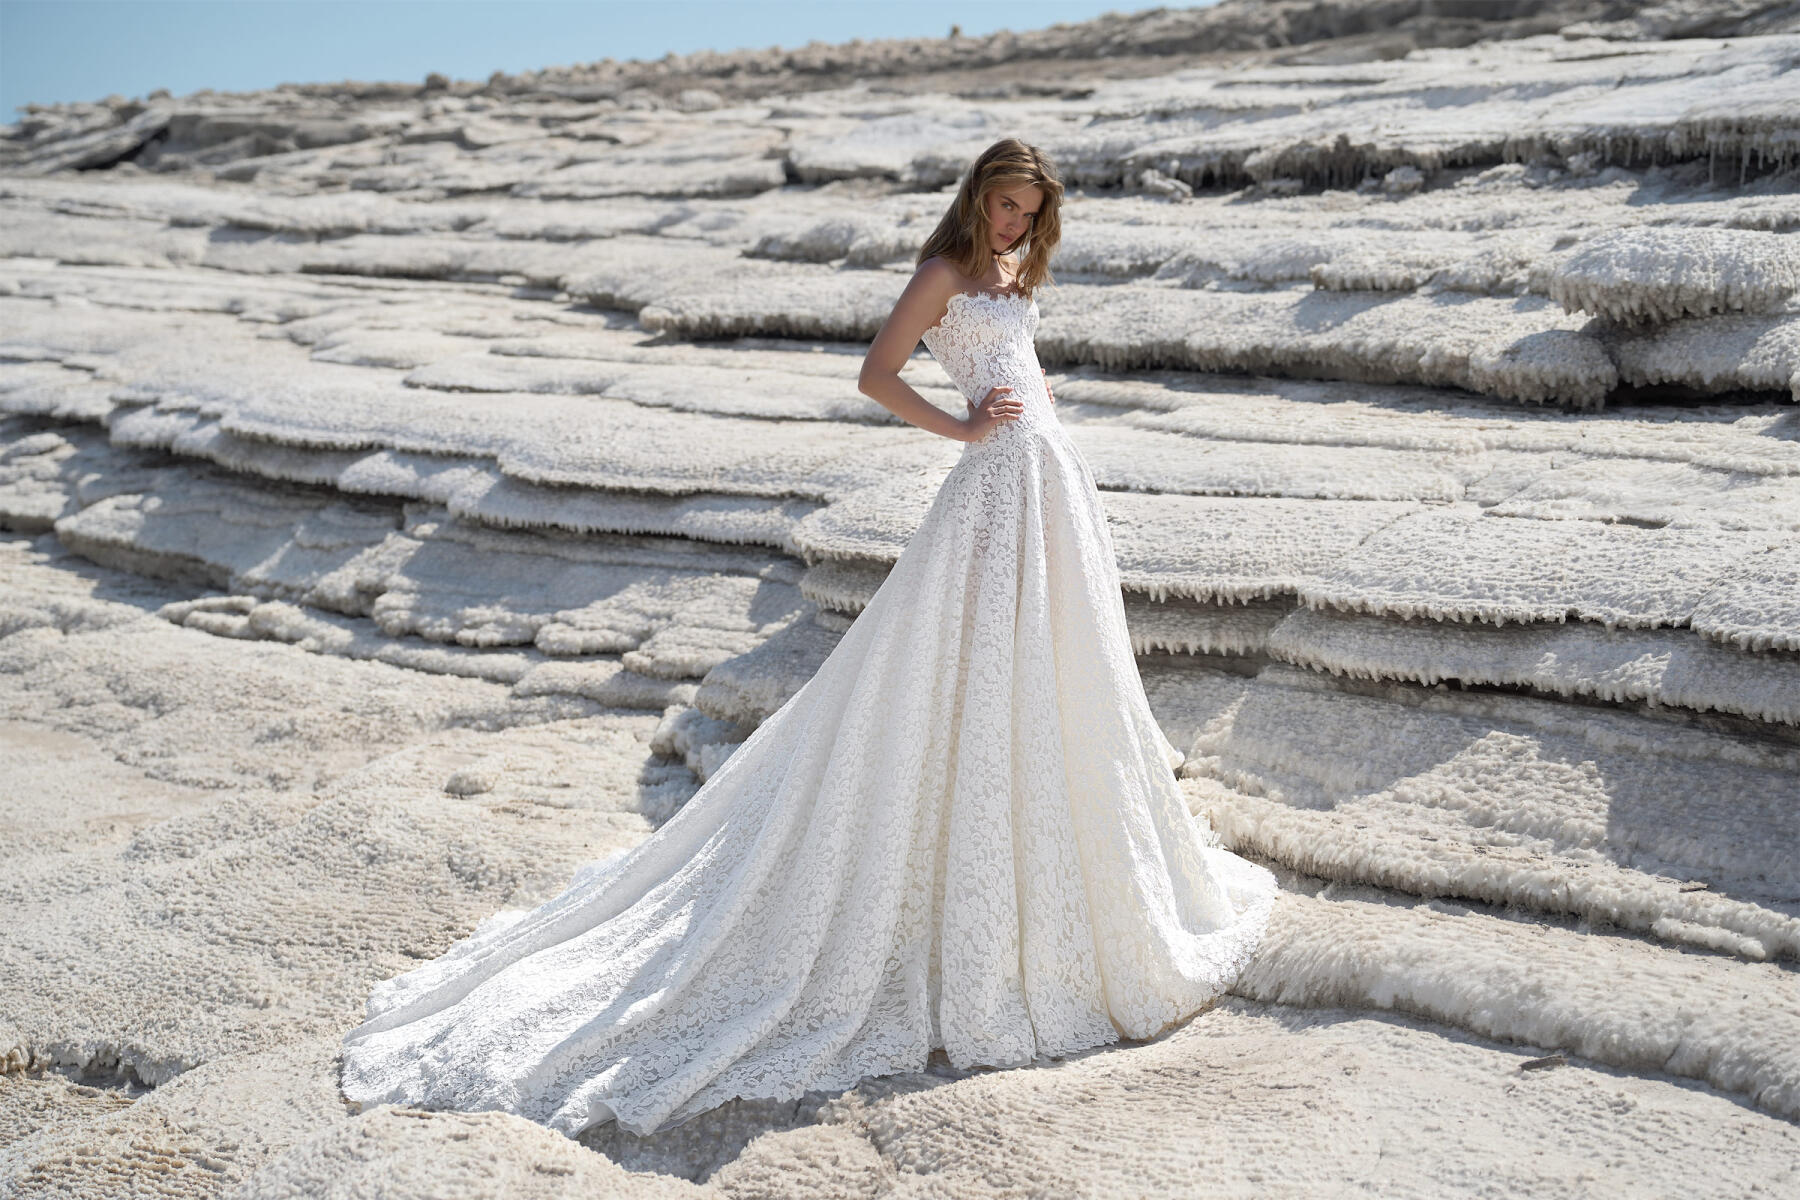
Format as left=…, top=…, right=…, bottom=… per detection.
left=339, top=423, right=1277, bottom=1137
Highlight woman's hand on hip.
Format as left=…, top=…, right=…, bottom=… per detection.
left=962, top=386, right=1022, bottom=441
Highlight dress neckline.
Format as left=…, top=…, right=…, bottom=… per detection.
left=957, top=286, right=1028, bottom=303
left=925, top=288, right=1033, bottom=337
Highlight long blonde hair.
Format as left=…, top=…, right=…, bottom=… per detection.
left=916, top=138, right=1063, bottom=298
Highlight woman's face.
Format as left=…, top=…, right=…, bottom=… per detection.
left=983, top=182, right=1045, bottom=255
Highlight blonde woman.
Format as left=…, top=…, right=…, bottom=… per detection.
left=341, top=137, right=1277, bottom=1138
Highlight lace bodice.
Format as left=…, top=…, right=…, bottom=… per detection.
left=920, top=290, right=1058, bottom=448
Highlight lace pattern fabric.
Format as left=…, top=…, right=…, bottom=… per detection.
left=339, top=284, right=1279, bottom=1138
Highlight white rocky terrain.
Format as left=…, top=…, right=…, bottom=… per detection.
left=3, top=0, right=1800, bottom=1195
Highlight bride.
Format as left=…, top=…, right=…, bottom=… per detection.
left=339, top=137, right=1278, bottom=1138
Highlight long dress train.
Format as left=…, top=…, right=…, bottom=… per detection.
left=338, top=286, right=1279, bottom=1138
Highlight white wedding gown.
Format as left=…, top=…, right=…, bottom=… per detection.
left=339, top=287, right=1279, bottom=1138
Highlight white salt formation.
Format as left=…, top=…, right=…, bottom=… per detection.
left=4, top=0, right=1800, bottom=1195
left=1549, top=226, right=1800, bottom=323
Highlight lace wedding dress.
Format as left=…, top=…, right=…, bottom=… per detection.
left=339, top=287, right=1279, bottom=1138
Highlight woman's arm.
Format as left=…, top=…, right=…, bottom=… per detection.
left=858, top=260, right=1019, bottom=442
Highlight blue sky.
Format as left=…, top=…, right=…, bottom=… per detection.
left=0, top=1, right=1219, bottom=121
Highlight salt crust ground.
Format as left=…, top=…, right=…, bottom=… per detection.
left=1, top=539, right=1797, bottom=1199
left=4, top=2, right=1799, bottom=1194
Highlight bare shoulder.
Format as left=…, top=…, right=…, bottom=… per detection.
left=911, top=255, right=966, bottom=297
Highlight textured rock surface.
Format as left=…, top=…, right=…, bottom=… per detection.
left=4, top=1, right=1800, bottom=1196
left=1549, top=226, right=1800, bottom=323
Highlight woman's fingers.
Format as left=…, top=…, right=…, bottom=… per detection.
left=977, top=385, right=1027, bottom=423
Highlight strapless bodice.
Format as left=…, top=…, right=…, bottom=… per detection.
left=920, top=290, right=1058, bottom=448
